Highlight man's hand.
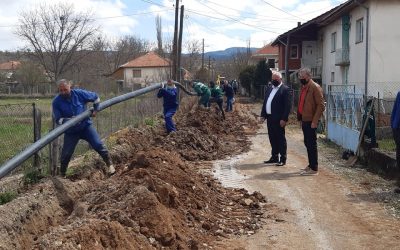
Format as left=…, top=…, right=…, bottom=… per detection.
left=91, top=111, right=97, bottom=117
left=311, top=122, right=317, bottom=128
left=280, top=120, right=286, bottom=127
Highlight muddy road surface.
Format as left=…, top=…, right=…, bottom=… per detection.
left=214, top=118, right=400, bottom=249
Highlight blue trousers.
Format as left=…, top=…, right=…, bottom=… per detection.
left=60, top=125, right=109, bottom=175
left=226, top=97, right=233, bottom=112
left=164, top=108, right=177, bottom=133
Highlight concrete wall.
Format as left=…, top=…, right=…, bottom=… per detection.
left=369, top=0, right=400, bottom=98
left=320, top=18, right=343, bottom=92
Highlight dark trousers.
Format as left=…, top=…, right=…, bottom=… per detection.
left=267, top=117, right=287, bottom=162
left=164, top=108, right=177, bottom=133
left=302, top=121, right=318, bottom=170
left=60, top=125, right=110, bottom=175
left=393, top=128, right=400, bottom=168
left=210, top=97, right=225, bottom=119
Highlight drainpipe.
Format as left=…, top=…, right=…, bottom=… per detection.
left=354, top=0, right=369, bottom=97
left=284, top=34, right=291, bottom=88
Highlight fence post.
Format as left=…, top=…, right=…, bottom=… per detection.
left=49, top=119, right=59, bottom=176
left=32, top=103, right=42, bottom=170
left=377, top=92, right=380, bottom=126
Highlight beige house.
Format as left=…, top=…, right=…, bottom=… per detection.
left=0, top=61, right=21, bottom=82
left=112, top=51, right=171, bottom=89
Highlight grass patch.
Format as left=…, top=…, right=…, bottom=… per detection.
left=0, top=191, right=17, bottom=205
left=377, top=138, right=396, bottom=152
left=23, top=167, right=44, bottom=185
left=144, top=117, right=156, bottom=127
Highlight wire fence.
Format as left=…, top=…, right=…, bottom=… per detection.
left=0, top=103, right=37, bottom=172
left=0, top=90, right=171, bottom=176
left=290, top=81, right=400, bottom=153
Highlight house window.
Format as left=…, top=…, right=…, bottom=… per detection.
left=290, top=45, right=298, bottom=59
left=132, top=69, right=141, bottom=78
left=331, top=72, right=335, bottom=82
left=356, top=18, right=363, bottom=43
left=267, top=59, right=275, bottom=68
left=331, top=32, right=336, bottom=52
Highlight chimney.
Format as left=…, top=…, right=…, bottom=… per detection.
left=297, top=22, right=301, bottom=27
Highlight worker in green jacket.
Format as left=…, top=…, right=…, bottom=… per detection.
left=209, top=81, right=225, bottom=119
left=192, top=81, right=211, bottom=107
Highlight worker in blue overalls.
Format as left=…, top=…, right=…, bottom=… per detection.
left=157, top=79, right=179, bottom=133
left=52, top=79, right=115, bottom=177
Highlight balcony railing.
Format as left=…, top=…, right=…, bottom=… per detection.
left=300, top=57, right=322, bottom=79
left=335, top=48, right=350, bottom=66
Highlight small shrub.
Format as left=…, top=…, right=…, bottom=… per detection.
left=144, top=118, right=155, bottom=127
left=0, top=191, right=17, bottom=205
left=23, top=167, right=44, bottom=185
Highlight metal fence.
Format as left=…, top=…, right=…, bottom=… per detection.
left=0, top=92, right=164, bottom=176
left=0, top=103, right=38, bottom=172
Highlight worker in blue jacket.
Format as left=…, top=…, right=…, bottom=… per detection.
left=52, top=79, right=115, bottom=177
left=157, top=79, right=179, bottom=133
left=391, top=91, right=400, bottom=193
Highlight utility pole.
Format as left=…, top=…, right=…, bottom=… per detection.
left=202, top=38, right=205, bottom=69
left=208, top=56, right=211, bottom=82
left=177, top=5, right=184, bottom=83
left=172, top=0, right=179, bottom=80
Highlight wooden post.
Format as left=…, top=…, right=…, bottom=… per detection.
left=32, top=103, right=41, bottom=170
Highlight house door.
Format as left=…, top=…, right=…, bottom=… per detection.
left=302, top=41, right=317, bottom=67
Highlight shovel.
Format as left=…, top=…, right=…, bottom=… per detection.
left=346, top=98, right=376, bottom=166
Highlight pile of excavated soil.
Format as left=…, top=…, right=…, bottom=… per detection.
left=0, top=100, right=265, bottom=249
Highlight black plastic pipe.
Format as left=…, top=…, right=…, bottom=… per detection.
left=0, top=83, right=165, bottom=179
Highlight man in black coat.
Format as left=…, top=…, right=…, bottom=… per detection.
left=260, top=71, right=291, bottom=166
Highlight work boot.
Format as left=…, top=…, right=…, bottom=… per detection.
left=102, top=153, right=115, bottom=176
left=108, top=164, right=116, bottom=175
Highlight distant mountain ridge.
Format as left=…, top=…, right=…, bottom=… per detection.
left=204, top=47, right=259, bottom=59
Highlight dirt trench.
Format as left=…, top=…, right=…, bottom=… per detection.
left=0, top=100, right=266, bottom=250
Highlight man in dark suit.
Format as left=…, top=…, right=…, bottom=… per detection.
left=260, top=71, right=291, bottom=166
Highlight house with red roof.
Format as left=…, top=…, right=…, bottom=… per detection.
left=111, top=51, right=171, bottom=88
left=250, top=44, right=279, bottom=70
left=0, top=61, right=21, bottom=82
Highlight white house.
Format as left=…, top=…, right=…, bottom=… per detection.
left=272, top=0, right=400, bottom=98
left=112, top=51, right=171, bottom=89
left=319, top=0, right=400, bottom=98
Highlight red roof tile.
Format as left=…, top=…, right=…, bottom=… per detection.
left=0, top=61, right=21, bottom=70
left=253, top=44, right=278, bottom=56
left=121, top=51, right=170, bottom=68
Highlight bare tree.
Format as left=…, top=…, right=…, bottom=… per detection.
left=111, top=35, right=150, bottom=70
left=14, top=61, right=47, bottom=94
left=15, top=3, right=98, bottom=82
left=182, top=39, right=202, bottom=72
left=156, top=15, right=163, bottom=56
left=232, top=49, right=251, bottom=73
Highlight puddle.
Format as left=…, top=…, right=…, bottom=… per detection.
left=212, top=154, right=249, bottom=189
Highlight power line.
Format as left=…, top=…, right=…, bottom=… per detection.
left=188, top=3, right=281, bottom=34
left=260, top=0, right=304, bottom=20
left=0, top=9, right=172, bottom=28
left=186, top=9, right=283, bottom=34
left=205, top=0, right=299, bottom=21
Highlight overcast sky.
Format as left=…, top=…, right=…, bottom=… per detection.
left=0, top=0, right=347, bottom=53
